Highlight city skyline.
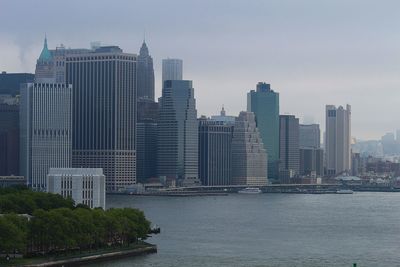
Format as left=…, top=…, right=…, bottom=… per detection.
left=1, top=0, right=400, bottom=140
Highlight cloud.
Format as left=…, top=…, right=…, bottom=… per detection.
left=1, top=0, right=400, bottom=139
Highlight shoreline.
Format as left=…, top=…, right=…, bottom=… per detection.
left=18, top=244, right=157, bottom=267
left=108, top=188, right=400, bottom=196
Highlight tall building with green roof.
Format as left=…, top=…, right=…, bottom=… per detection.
left=35, top=37, right=55, bottom=83
left=247, top=82, right=279, bottom=180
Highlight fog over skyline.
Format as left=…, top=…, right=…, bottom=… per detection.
left=1, top=0, right=400, bottom=140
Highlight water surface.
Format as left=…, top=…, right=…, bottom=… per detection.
left=89, top=193, right=400, bottom=266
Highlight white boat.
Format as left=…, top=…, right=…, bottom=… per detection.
left=238, top=187, right=262, bottom=194
left=336, top=189, right=354, bottom=194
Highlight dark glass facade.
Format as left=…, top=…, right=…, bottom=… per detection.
left=137, top=42, right=155, bottom=101
left=0, top=103, right=19, bottom=175
left=247, top=82, right=279, bottom=180
left=198, top=119, right=233, bottom=186
left=136, top=100, right=159, bottom=183
left=0, top=72, right=34, bottom=96
left=65, top=49, right=137, bottom=191
left=157, top=80, right=198, bottom=184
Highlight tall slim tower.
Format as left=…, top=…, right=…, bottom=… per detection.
left=325, top=104, right=351, bottom=175
left=162, top=58, right=183, bottom=85
left=65, top=46, right=137, bottom=192
left=137, top=41, right=155, bottom=101
left=157, top=80, right=199, bottom=186
left=198, top=110, right=234, bottom=186
left=20, top=83, right=72, bottom=190
left=279, top=115, right=300, bottom=181
left=247, top=82, right=279, bottom=180
left=136, top=100, right=159, bottom=183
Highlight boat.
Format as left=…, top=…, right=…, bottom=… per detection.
left=336, top=189, right=354, bottom=194
left=238, top=187, right=262, bottom=194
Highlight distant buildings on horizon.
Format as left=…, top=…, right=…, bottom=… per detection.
left=0, top=35, right=371, bottom=202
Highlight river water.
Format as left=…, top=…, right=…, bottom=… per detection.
left=89, top=193, right=400, bottom=266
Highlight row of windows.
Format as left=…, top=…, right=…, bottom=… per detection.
left=82, top=190, right=93, bottom=199
left=61, top=177, right=73, bottom=189
left=327, top=110, right=337, bottom=117
left=73, top=151, right=135, bottom=156
left=33, top=129, right=69, bottom=136
left=66, top=56, right=135, bottom=61
left=55, top=61, right=65, bottom=67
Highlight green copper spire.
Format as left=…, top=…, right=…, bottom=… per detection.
left=38, top=36, right=52, bottom=61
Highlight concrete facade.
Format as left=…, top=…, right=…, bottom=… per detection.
left=20, top=83, right=72, bottom=190
left=325, top=105, right=352, bottom=175
left=231, top=111, right=268, bottom=186
left=47, top=168, right=105, bottom=209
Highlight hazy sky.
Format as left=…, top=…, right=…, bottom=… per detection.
left=1, top=0, right=400, bottom=140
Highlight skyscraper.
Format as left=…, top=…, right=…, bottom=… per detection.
left=247, top=82, right=279, bottom=180
left=0, top=100, right=19, bottom=176
left=157, top=80, right=199, bottom=186
left=65, top=46, right=137, bottom=192
left=51, top=45, right=91, bottom=83
left=298, top=124, right=322, bottom=177
left=198, top=110, right=234, bottom=186
left=299, top=124, right=320, bottom=149
left=137, top=41, right=155, bottom=101
left=35, top=37, right=56, bottom=83
left=162, top=58, right=183, bottom=85
left=231, top=111, right=268, bottom=186
left=0, top=72, right=34, bottom=96
left=325, top=104, right=351, bottom=175
left=34, top=37, right=91, bottom=84
left=300, top=148, right=324, bottom=177
left=20, top=83, right=72, bottom=190
left=279, top=115, right=300, bottom=181
left=136, top=99, right=159, bottom=183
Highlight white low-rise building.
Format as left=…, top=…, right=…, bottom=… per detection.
left=47, top=168, right=106, bottom=209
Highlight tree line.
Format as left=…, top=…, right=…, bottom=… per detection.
left=0, top=187, right=151, bottom=256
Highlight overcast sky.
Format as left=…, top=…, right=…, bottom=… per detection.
left=1, top=0, right=400, bottom=140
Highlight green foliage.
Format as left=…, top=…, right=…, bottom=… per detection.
left=0, top=189, right=74, bottom=214
left=0, top=214, right=28, bottom=254
left=0, top=188, right=152, bottom=256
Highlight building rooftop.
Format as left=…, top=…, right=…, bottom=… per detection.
left=48, top=168, right=104, bottom=176
left=38, top=37, right=52, bottom=61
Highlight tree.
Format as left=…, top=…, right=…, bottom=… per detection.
left=0, top=215, right=28, bottom=254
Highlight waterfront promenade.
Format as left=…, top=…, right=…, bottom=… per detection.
left=22, top=245, right=157, bottom=267
left=126, top=183, right=400, bottom=196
